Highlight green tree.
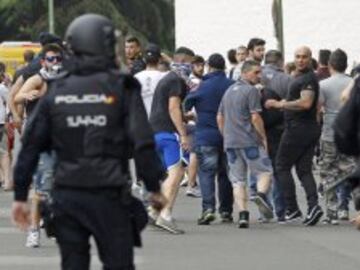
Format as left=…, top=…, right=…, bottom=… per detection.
left=0, top=0, right=174, bottom=51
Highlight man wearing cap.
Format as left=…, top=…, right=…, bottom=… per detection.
left=184, top=53, right=234, bottom=225
left=132, top=44, right=165, bottom=202
left=135, top=44, right=165, bottom=117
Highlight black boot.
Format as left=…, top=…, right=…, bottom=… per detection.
left=238, top=211, right=249, bottom=229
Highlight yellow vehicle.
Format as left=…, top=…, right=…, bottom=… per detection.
left=0, top=42, right=41, bottom=77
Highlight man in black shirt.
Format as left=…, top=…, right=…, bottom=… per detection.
left=149, top=47, right=193, bottom=234
left=265, top=46, right=323, bottom=226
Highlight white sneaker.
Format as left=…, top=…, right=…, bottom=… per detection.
left=147, top=206, right=159, bottom=225
left=186, top=187, right=201, bottom=198
left=338, top=210, right=349, bottom=221
left=26, top=229, right=40, bottom=248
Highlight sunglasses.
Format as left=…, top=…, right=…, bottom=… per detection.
left=45, top=55, right=62, bottom=63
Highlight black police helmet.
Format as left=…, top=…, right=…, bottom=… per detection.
left=65, top=14, right=116, bottom=58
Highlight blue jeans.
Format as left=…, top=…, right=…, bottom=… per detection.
left=272, top=176, right=286, bottom=218
left=34, top=152, right=55, bottom=194
left=195, top=146, right=233, bottom=213
left=337, top=182, right=352, bottom=211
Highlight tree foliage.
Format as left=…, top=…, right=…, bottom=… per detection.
left=0, top=0, right=175, bottom=51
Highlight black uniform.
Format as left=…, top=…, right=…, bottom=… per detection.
left=14, top=58, right=164, bottom=269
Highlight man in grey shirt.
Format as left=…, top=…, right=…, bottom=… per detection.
left=318, top=49, right=356, bottom=223
left=217, top=60, right=273, bottom=228
left=261, top=50, right=292, bottom=99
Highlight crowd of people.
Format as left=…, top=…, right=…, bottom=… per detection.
left=1, top=32, right=360, bottom=249
left=124, top=37, right=360, bottom=233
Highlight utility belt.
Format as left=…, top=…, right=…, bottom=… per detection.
left=39, top=186, right=148, bottom=247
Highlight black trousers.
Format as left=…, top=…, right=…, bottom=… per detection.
left=52, top=188, right=135, bottom=270
left=276, top=122, right=321, bottom=212
left=267, top=127, right=286, bottom=217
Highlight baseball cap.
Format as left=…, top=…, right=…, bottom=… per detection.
left=39, top=32, right=63, bottom=47
left=145, top=43, right=161, bottom=59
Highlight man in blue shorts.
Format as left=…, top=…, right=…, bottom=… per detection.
left=149, top=47, right=194, bottom=234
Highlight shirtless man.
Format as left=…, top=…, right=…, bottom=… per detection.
left=14, top=43, right=63, bottom=248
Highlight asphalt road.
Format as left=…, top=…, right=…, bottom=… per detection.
left=1, top=184, right=360, bottom=270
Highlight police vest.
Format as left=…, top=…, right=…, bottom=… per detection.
left=48, top=70, right=131, bottom=188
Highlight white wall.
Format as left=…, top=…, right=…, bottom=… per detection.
left=176, top=0, right=360, bottom=68
left=283, top=0, right=360, bottom=67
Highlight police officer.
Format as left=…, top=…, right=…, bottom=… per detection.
left=12, top=14, right=166, bottom=269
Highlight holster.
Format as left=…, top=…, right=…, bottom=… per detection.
left=118, top=186, right=148, bottom=248
left=39, top=196, right=56, bottom=238
left=129, top=196, right=148, bottom=248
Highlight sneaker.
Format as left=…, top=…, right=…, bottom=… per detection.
left=220, top=212, right=233, bottom=223
left=258, top=217, right=271, bottom=223
left=26, top=229, right=40, bottom=248
left=338, top=209, right=349, bottom=221
left=197, top=210, right=216, bottom=225
left=155, top=216, right=185, bottom=234
left=254, top=193, right=274, bottom=220
left=147, top=206, right=159, bottom=225
left=322, top=218, right=339, bottom=225
left=186, top=186, right=201, bottom=198
left=323, top=209, right=339, bottom=225
left=238, top=211, right=249, bottom=229
left=277, top=216, right=286, bottom=224
left=249, top=194, right=257, bottom=202
left=303, top=205, right=323, bottom=226
left=285, top=209, right=303, bottom=222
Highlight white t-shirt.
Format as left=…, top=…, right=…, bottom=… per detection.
left=0, top=84, right=8, bottom=124
left=135, top=70, right=166, bottom=117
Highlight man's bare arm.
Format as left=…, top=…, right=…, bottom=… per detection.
left=282, top=90, right=315, bottom=111
left=341, top=78, right=355, bottom=104
left=14, top=75, right=43, bottom=105
left=265, top=89, right=316, bottom=111
left=169, top=96, right=189, bottom=150
left=217, top=113, right=224, bottom=135
left=9, top=76, right=25, bottom=129
left=251, top=112, right=268, bottom=151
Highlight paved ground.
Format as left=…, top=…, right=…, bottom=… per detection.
left=1, top=185, right=360, bottom=270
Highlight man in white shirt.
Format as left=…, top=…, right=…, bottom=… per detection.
left=135, top=44, right=165, bottom=117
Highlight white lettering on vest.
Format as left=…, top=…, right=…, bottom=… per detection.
left=67, top=115, right=107, bottom=127
left=55, top=94, right=111, bottom=104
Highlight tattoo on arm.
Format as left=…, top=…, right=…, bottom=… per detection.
left=283, top=90, right=315, bottom=111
